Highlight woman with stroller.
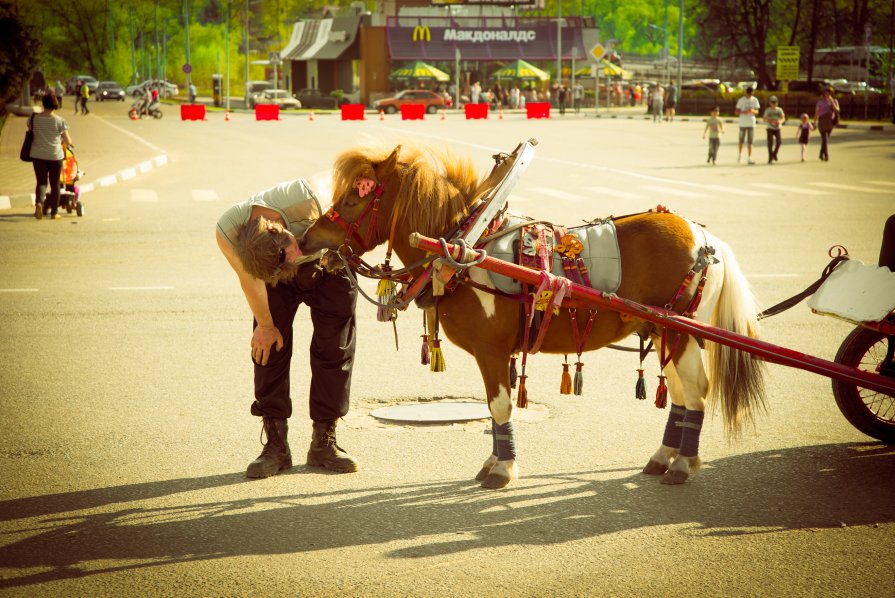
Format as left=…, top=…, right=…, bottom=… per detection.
left=28, top=93, right=74, bottom=220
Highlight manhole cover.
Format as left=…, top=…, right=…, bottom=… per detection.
left=370, top=401, right=490, bottom=424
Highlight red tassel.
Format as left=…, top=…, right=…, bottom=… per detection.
left=420, top=334, right=430, bottom=366
left=655, top=375, right=668, bottom=409
left=560, top=362, right=572, bottom=395
left=516, top=375, right=528, bottom=408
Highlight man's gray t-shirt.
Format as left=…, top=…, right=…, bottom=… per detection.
left=216, top=179, right=324, bottom=266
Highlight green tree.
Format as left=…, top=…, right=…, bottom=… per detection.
left=0, top=0, right=40, bottom=115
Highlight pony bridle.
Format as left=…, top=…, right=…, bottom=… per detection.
left=324, top=175, right=391, bottom=255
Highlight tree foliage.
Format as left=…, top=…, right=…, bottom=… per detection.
left=0, top=0, right=41, bottom=111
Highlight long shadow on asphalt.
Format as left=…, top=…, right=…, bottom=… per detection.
left=0, top=443, right=893, bottom=588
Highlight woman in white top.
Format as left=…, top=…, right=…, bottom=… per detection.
left=29, top=93, right=74, bottom=219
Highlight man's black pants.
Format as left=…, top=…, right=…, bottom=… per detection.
left=250, top=263, right=357, bottom=422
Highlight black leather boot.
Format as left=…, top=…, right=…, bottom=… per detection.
left=246, top=417, right=292, bottom=478
left=307, top=420, right=359, bottom=473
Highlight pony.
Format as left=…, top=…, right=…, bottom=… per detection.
left=299, top=142, right=766, bottom=489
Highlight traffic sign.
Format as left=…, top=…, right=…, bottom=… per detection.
left=590, top=43, right=605, bottom=61
left=776, top=46, right=799, bottom=81
left=182, top=63, right=192, bottom=74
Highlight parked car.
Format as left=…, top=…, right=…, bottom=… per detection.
left=96, top=81, right=126, bottom=101
left=245, top=81, right=273, bottom=108
left=66, top=75, right=98, bottom=95
left=829, top=79, right=881, bottom=94
left=294, top=88, right=345, bottom=110
left=126, top=80, right=179, bottom=98
left=785, top=80, right=830, bottom=94
left=374, top=90, right=447, bottom=114
left=257, top=89, right=302, bottom=110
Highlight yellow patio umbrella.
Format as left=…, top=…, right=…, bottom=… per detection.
left=389, top=61, right=451, bottom=82
left=575, top=60, right=633, bottom=80
left=490, top=59, right=551, bottom=81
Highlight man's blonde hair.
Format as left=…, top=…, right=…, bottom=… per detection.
left=234, top=217, right=298, bottom=285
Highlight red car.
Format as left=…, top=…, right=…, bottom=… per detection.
left=374, top=89, right=447, bottom=114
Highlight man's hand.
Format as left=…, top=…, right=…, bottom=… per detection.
left=251, top=324, right=284, bottom=366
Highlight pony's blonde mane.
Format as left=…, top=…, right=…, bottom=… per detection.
left=331, top=142, right=481, bottom=237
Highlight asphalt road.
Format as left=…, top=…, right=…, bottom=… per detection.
left=1, top=101, right=894, bottom=597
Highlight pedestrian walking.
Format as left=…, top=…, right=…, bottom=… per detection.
left=702, top=106, right=724, bottom=164
left=814, top=86, right=840, bottom=162
left=216, top=179, right=360, bottom=479
left=735, top=86, right=760, bottom=164
left=54, top=80, right=64, bottom=109
left=188, top=82, right=197, bottom=104
left=573, top=82, right=583, bottom=113
left=79, top=81, right=90, bottom=114
left=796, top=113, right=815, bottom=162
left=763, top=95, right=786, bottom=163
left=664, top=82, right=678, bottom=122
left=558, top=84, right=567, bottom=115
left=28, top=93, right=74, bottom=220
left=651, top=84, right=664, bottom=123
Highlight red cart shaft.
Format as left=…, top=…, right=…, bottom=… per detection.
left=409, top=233, right=895, bottom=397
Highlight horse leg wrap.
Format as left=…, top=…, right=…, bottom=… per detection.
left=661, top=404, right=687, bottom=448
left=492, top=420, right=516, bottom=461
left=678, top=409, right=705, bottom=458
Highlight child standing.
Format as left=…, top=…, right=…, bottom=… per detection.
left=796, top=113, right=815, bottom=162
left=703, top=106, right=724, bottom=164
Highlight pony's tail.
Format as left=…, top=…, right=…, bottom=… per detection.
left=706, top=239, right=767, bottom=437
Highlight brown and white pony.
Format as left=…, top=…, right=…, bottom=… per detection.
left=300, top=143, right=766, bottom=488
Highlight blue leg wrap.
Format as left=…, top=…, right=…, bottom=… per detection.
left=661, top=404, right=687, bottom=448
left=679, top=409, right=705, bottom=457
left=493, top=421, right=516, bottom=461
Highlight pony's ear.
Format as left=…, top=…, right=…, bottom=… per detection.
left=375, top=145, right=401, bottom=180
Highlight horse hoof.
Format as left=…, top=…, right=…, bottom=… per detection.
left=474, top=466, right=491, bottom=482
left=660, top=470, right=689, bottom=485
left=480, top=473, right=511, bottom=489
left=642, top=460, right=668, bottom=475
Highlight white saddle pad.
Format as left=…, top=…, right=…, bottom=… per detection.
left=483, top=216, right=621, bottom=294
left=807, top=259, right=895, bottom=323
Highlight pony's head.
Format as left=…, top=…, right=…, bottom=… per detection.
left=300, top=142, right=480, bottom=258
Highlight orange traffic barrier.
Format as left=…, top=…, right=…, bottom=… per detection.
left=464, top=103, right=489, bottom=120
left=255, top=104, right=280, bottom=121
left=341, top=104, right=366, bottom=121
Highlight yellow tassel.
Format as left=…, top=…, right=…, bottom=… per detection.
left=560, top=362, right=572, bottom=394
left=516, top=375, right=528, bottom=408
left=429, top=339, right=446, bottom=372
left=376, top=279, right=397, bottom=322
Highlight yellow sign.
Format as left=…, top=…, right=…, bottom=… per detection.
left=590, top=43, right=605, bottom=61
left=413, top=26, right=431, bottom=42
left=776, top=46, right=800, bottom=81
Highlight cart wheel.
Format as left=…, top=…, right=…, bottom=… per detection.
left=65, top=202, right=72, bottom=214
left=832, top=325, right=895, bottom=443
left=76, top=203, right=84, bottom=217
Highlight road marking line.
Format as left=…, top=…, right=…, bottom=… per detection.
left=640, top=184, right=706, bottom=198
left=0, top=196, right=10, bottom=210
left=865, top=180, right=895, bottom=187
left=132, top=189, right=158, bottom=202
left=752, top=183, right=831, bottom=195
left=809, top=182, right=891, bottom=193
left=137, top=161, right=154, bottom=174
left=529, top=187, right=586, bottom=202
left=98, top=175, right=117, bottom=187
left=90, top=114, right=166, bottom=153
left=700, top=184, right=766, bottom=197
left=582, top=186, right=641, bottom=200
left=120, top=167, right=137, bottom=181
left=192, top=189, right=220, bottom=202
left=0, top=288, right=39, bottom=292
left=80, top=183, right=95, bottom=194
left=509, top=194, right=530, bottom=203
left=154, top=155, right=168, bottom=167
left=109, top=286, right=174, bottom=291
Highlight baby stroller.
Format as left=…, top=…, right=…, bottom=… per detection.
left=59, top=146, right=85, bottom=217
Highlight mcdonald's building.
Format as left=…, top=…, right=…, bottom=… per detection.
left=281, top=2, right=598, bottom=106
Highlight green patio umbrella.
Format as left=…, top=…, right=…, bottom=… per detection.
left=490, top=59, right=551, bottom=81
left=389, top=61, right=451, bottom=82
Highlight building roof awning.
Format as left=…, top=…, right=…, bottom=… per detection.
left=282, top=16, right=362, bottom=62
